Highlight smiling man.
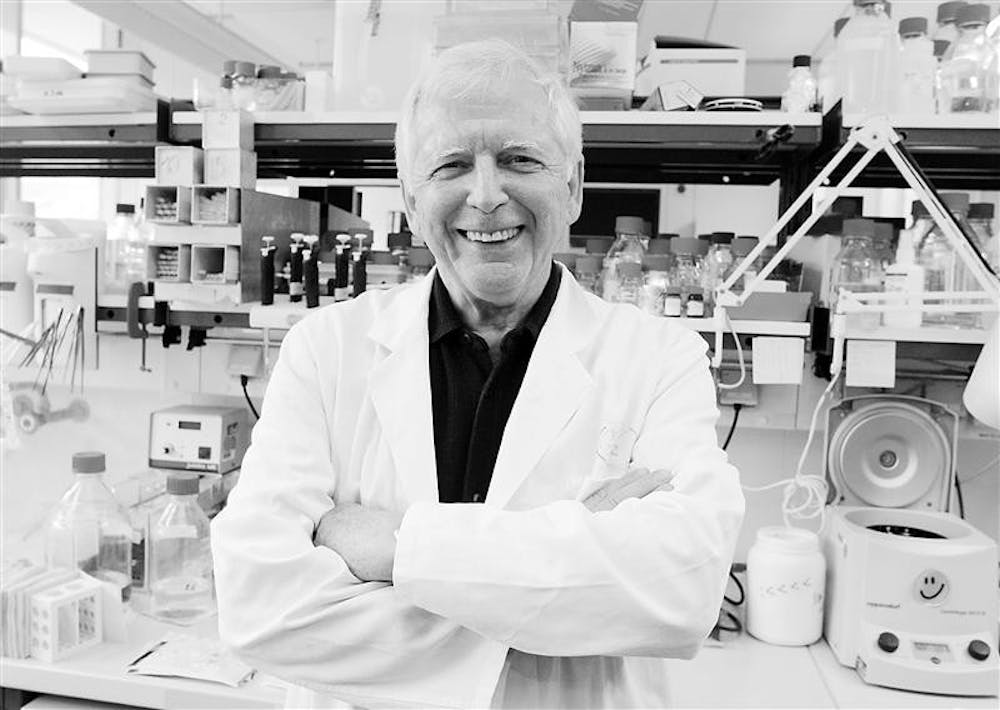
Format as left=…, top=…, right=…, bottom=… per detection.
left=212, top=40, right=744, bottom=709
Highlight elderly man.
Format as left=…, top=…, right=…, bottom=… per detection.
left=212, top=39, right=744, bottom=709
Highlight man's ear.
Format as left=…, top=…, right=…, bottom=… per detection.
left=567, top=159, right=584, bottom=225
left=399, top=175, right=418, bottom=230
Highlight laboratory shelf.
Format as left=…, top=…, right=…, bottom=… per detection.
left=844, top=324, right=989, bottom=344
left=818, top=105, right=1000, bottom=190
left=0, top=100, right=171, bottom=177
left=170, top=109, right=822, bottom=184
left=681, top=317, right=811, bottom=338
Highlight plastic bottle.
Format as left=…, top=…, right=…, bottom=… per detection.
left=685, top=288, right=706, bottom=318
left=640, top=254, right=671, bottom=316
left=574, top=255, right=601, bottom=294
left=828, top=218, right=884, bottom=329
left=883, top=224, right=926, bottom=328
left=839, top=0, right=900, bottom=116
left=670, top=237, right=704, bottom=303
left=933, top=1, right=969, bottom=58
left=938, top=4, right=993, bottom=113
left=701, top=232, right=735, bottom=311
left=747, top=527, right=825, bottom=647
left=150, top=473, right=214, bottom=622
left=104, top=203, right=136, bottom=294
left=615, top=261, right=643, bottom=307
left=919, top=192, right=977, bottom=327
left=968, top=202, right=998, bottom=271
left=897, top=17, right=939, bottom=114
left=781, top=55, right=819, bottom=112
left=818, top=18, right=851, bottom=113
left=45, top=452, right=133, bottom=602
left=600, top=216, right=647, bottom=303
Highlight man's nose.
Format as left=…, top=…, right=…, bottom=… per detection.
left=465, top=158, right=509, bottom=213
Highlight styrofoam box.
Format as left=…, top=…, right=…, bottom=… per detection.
left=146, top=243, right=192, bottom=282
left=202, top=109, right=254, bottom=150
left=145, top=185, right=192, bottom=224
left=204, top=149, right=256, bottom=189
left=155, top=146, right=203, bottom=186
left=84, top=50, right=155, bottom=83
left=635, top=47, right=746, bottom=98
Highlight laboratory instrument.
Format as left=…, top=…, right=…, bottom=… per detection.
left=148, top=405, right=249, bottom=474
left=260, top=235, right=276, bottom=306
left=288, top=234, right=304, bottom=303
left=303, top=234, right=320, bottom=308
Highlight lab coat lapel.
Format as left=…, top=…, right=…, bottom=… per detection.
left=368, top=273, right=440, bottom=504
left=488, top=270, right=598, bottom=508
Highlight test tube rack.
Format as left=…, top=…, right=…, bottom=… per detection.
left=29, top=574, right=104, bottom=662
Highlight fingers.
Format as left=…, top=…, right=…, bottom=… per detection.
left=582, top=467, right=676, bottom=513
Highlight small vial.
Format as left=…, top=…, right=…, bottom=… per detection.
left=663, top=287, right=683, bottom=317
left=685, top=289, right=705, bottom=318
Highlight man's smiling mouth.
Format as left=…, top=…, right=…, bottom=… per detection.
left=458, top=226, right=523, bottom=243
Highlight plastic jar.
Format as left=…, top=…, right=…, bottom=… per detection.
left=746, top=526, right=826, bottom=646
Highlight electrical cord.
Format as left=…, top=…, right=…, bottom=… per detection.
left=240, top=374, right=260, bottom=421
left=716, top=311, right=746, bottom=391
left=722, top=403, right=742, bottom=450
left=742, top=371, right=840, bottom=531
left=954, top=474, right=965, bottom=519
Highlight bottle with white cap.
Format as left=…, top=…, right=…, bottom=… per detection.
left=747, top=526, right=826, bottom=646
left=150, top=473, right=214, bottom=621
left=897, top=16, right=938, bottom=114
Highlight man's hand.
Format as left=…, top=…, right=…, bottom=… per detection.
left=314, top=503, right=403, bottom=582
left=583, top=467, right=675, bottom=513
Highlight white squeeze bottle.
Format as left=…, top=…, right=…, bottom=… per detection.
left=818, top=17, right=850, bottom=112
left=840, top=0, right=900, bottom=116
left=897, top=16, right=938, bottom=114
left=883, top=225, right=925, bottom=328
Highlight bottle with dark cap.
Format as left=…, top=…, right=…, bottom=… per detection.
left=967, top=203, right=997, bottom=270
left=840, top=0, right=900, bottom=115
left=897, top=16, right=937, bottom=114
left=150, top=473, right=214, bottom=621
left=933, top=1, right=969, bottom=54
left=702, top=232, right=735, bottom=311
left=574, top=255, right=601, bottom=294
left=45, top=451, right=133, bottom=602
left=829, top=218, right=883, bottom=328
left=781, top=55, right=818, bottom=113
left=938, top=3, right=993, bottom=112
left=918, top=193, right=979, bottom=327
left=818, top=18, right=851, bottom=111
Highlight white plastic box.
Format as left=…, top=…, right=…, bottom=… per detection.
left=635, top=46, right=746, bottom=98
left=84, top=50, right=155, bottom=83
left=202, top=109, right=254, bottom=150
left=204, top=149, right=256, bottom=189
left=155, top=146, right=203, bottom=186
left=570, top=21, right=637, bottom=92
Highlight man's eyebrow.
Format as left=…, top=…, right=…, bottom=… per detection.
left=500, top=140, right=543, bottom=153
left=428, top=147, right=469, bottom=163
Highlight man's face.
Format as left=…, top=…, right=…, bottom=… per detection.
left=401, top=77, right=583, bottom=311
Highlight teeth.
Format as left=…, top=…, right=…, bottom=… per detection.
left=464, top=228, right=519, bottom=243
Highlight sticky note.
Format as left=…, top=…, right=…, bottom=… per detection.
left=751, top=337, right=804, bottom=384
left=846, top=340, right=896, bottom=388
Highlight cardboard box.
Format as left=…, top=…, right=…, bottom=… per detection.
left=635, top=46, right=746, bottom=98
left=204, top=149, right=256, bottom=189
left=155, top=146, right=203, bottom=186
left=570, top=21, right=637, bottom=93
left=202, top=109, right=254, bottom=150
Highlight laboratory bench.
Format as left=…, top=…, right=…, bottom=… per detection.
left=2, top=615, right=996, bottom=709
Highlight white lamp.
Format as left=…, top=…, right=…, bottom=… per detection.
left=963, top=313, right=1000, bottom=430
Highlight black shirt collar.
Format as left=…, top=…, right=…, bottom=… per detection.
left=428, top=263, right=562, bottom=345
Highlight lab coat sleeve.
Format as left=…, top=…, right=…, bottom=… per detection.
left=392, top=328, right=745, bottom=658
left=211, top=318, right=506, bottom=709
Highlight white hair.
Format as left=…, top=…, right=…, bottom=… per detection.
left=394, top=39, right=583, bottom=183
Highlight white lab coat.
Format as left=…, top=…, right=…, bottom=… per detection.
left=211, top=265, right=745, bottom=709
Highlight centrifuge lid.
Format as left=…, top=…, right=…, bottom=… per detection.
left=827, top=396, right=954, bottom=510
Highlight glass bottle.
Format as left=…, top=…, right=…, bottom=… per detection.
left=150, top=473, right=214, bottom=621
left=933, top=0, right=969, bottom=58
left=600, top=216, right=647, bottom=303
left=574, top=255, right=601, bottom=294
left=388, top=232, right=412, bottom=283
left=45, top=452, right=133, bottom=602
left=231, top=61, right=257, bottom=111
left=839, top=0, right=900, bottom=116
left=781, top=55, right=819, bottom=112
left=918, top=192, right=977, bottom=327
left=968, top=202, right=998, bottom=271
left=640, top=254, right=671, bottom=316
left=701, top=232, right=735, bottom=312
left=670, top=237, right=704, bottom=303
left=731, top=236, right=760, bottom=292
left=828, top=218, right=884, bottom=329
left=897, top=17, right=939, bottom=114
left=407, top=247, right=435, bottom=284
left=104, top=203, right=136, bottom=295
left=615, top=261, right=643, bottom=307
left=938, top=4, right=993, bottom=113
left=818, top=17, right=850, bottom=112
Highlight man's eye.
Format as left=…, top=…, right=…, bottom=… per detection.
left=504, top=155, right=542, bottom=168
left=432, top=161, right=467, bottom=176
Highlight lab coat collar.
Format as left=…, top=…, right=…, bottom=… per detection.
left=367, top=264, right=601, bottom=507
